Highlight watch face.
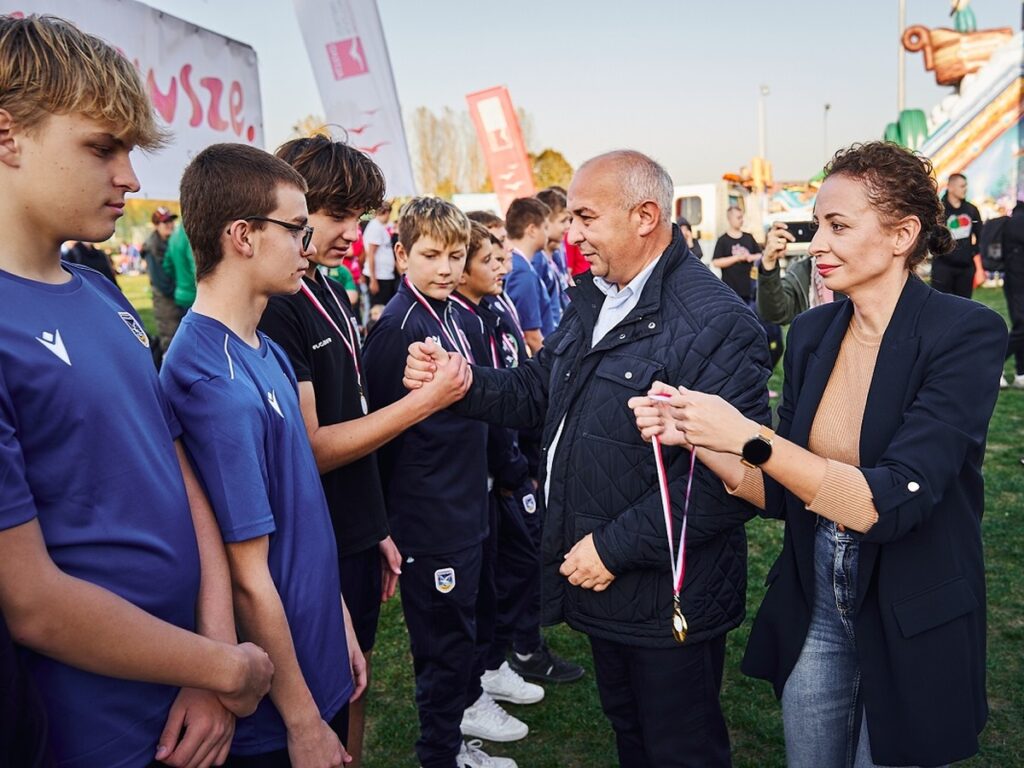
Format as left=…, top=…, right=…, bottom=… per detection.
left=743, top=436, right=773, bottom=466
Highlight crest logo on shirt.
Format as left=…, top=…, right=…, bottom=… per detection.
left=434, top=567, right=456, bottom=594
left=35, top=329, right=71, bottom=366
left=522, top=493, right=537, bottom=514
left=118, top=312, right=150, bottom=348
left=266, top=390, right=284, bottom=419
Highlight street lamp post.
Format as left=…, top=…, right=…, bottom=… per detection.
left=758, top=84, right=770, bottom=160
left=824, top=103, right=832, bottom=164
left=898, top=0, right=907, bottom=113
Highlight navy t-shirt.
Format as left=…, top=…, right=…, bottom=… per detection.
left=531, top=250, right=562, bottom=333
left=362, top=280, right=489, bottom=556
left=160, top=311, right=352, bottom=755
left=0, top=264, right=200, bottom=768
left=504, top=251, right=548, bottom=333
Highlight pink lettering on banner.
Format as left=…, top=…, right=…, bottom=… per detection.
left=326, top=37, right=369, bottom=80
left=137, top=60, right=257, bottom=143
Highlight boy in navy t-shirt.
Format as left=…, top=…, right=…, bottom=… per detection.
left=503, top=198, right=551, bottom=355
left=362, top=198, right=515, bottom=768
left=161, top=143, right=360, bottom=767
left=0, top=15, right=273, bottom=768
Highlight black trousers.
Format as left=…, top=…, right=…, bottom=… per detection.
left=487, top=486, right=543, bottom=668
left=369, top=277, right=396, bottom=307
left=168, top=705, right=348, bottom=768
left=931, top=260, right=974, bottom=298
left=589, top=634, right=732, bottom=768
left=1004, top=260, right=1024, bottom=375
left=400, top=542, right=489, bottom=768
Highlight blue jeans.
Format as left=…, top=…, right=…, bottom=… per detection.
left=781, top=520, right=945, bottom=768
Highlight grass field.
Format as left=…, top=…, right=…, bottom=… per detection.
left=122, top=275, right=1023, bottom=767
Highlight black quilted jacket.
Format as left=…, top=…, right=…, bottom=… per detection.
left=455, top=230, right=772, bottom=647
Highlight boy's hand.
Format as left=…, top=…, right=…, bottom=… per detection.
left=403, top=338, right=446, bottom=390
left=379, top=536, right=402, bottom=602
left=155, top=688, right=234, bottom=768
left=217, top=642, right=274, bottom=717
left=346, top=622, right=368, bottom=703
left=287, top=717, right=349, bottom=767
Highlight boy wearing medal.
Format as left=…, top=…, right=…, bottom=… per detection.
left=362, top=199, right=515, bottom=768
left=259, top=136, right=472, bottom=766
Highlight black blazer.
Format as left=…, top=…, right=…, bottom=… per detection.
left=742, top=275, right=1007, bottom=766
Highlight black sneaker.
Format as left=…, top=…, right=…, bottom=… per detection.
left=508, top=641, right=584, bottom=684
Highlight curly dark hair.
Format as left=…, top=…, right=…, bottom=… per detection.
left=824, top=141, right=954, bottom=270
left=275, top=135, right=386, bottom=218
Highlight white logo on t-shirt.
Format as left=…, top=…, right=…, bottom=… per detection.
left=36, top=329, right=71, bottom=366
left=266, top=390, right=284, bottom=418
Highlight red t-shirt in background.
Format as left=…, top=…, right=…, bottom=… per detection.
left=564, top=237, right=589, bottom=276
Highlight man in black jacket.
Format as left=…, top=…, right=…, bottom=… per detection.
left=935, top=173, right=983, bottom=297
left=406, top=151, right=771, bottom=767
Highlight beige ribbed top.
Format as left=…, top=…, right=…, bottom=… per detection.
left=732, top=322, right=880, bottom=532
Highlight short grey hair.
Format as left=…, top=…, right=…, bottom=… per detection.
left=580, top=150, right=674, bottom=223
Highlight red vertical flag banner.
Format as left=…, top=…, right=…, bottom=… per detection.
left=466, top=87, right=536, bottom=213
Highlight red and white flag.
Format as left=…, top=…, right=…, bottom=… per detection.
left=466, top=86, right=536, bottom=214
left=292, top=0, right=416, bottom=197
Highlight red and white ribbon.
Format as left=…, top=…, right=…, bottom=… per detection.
left=403, top=275, right=474, bottom=362
left=449, top=294, right=500, bottom=368
left=300, top=275, right=368, bottom=414
left=649, top=393, right=697, bottom=599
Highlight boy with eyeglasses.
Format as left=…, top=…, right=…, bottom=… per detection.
left=161, top=142, right=362, bottom=767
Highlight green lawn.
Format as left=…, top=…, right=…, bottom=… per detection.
left=122, top=276, right=1023, bottom=767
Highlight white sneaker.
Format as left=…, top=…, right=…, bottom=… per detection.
left=460, top=691, right=528, bottom=742
left=1001, top=374, right=1010, bottom=389
left=481, top=661, right=544, bottom=704
left=457, top=739, right=518, bottom=768
left=1013, top=374, right=1024, bottom=390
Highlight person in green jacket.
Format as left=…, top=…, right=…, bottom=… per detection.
left=164, top=223, right=196, bottom=310
left=756, top=222, right=839, bottom=326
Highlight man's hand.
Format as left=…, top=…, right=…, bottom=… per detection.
left=559, top=533, right=615, bottom=592
left=287, top=717, right=348, bottom=767
left=155, top=688, right=235, bottom=768
left=379, top=536, right=402, bottom=602
left=404, top=338, right=472, bottom=409
left=762, top=222, right=796, bottom=272
left=368, top=276, right=379, bottom=296
left=216, top=642, right=274, bottom=718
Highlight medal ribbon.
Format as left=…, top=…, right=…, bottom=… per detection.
left=648, top=393, right=697, bottom=636
left=496, top=292, right=524, bottom=339
left=299, top=277, right=365, bottom=395
left=403, top=275, right=475, bottom=363
left=449, top=294, right=500, bottom=368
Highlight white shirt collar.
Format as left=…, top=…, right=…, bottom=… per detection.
left=592, top=255, right=662, bottom=302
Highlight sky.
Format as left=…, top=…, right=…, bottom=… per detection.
left=144, top=0, right=1023, bottom=186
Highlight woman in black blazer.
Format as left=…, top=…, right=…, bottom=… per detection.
left=630, top=142, right=1007, bottom=767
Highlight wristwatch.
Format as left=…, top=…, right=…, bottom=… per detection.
left=741, top=425, right=775, bottom=468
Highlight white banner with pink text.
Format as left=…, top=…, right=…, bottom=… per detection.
left=4, top=0, right=263, bottom=200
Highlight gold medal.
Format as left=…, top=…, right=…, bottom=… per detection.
left=672, top=594, right=688, bottom=644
